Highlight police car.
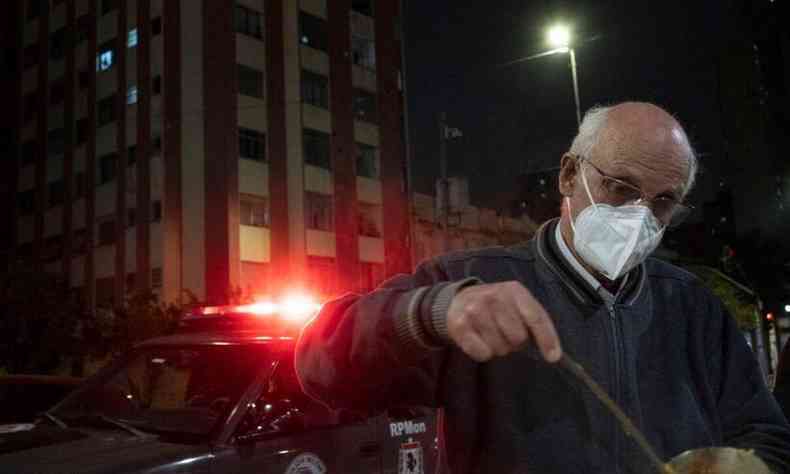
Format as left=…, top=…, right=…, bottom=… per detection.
left=0, top=294, right=438, bottom=473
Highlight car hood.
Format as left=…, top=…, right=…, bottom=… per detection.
left=0, top=426, right=212, bottom=473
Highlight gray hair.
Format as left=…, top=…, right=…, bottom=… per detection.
left=568, top=105, right=698, bottom=197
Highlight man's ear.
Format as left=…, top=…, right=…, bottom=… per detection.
left=558, top=154, right=578, bottom=197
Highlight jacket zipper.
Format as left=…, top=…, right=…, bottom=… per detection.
left=607, top=302, right=622, bottom=474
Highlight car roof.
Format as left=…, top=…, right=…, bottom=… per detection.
left=138, top=330, right=297, bottom=349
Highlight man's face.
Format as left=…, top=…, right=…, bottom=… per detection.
left=559, top=109, right=691, bottom=229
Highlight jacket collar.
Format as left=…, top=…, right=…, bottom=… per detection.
left=533, top=218, right=646, bottom=307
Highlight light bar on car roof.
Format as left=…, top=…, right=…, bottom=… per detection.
left=193, top=292, right=322, bottom=324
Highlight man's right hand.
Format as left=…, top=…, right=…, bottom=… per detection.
left=445, top=281, right=563, bottom=363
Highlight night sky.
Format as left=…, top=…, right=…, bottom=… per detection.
left=404, top=0, right=738, bottom=211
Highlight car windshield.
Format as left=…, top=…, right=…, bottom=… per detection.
left=51, top=343, right=272, bottom=439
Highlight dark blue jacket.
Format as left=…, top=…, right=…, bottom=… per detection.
left=296, top=219, right=790, bottom=473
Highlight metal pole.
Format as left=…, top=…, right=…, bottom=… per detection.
left=399, top=0, right=417, bottom=270
left=439, top=112, right=450, bottom=252
left=569, top=48, right=581, bottom=127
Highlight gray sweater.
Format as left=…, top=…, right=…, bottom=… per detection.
left=295, top=219, right=790, bottom=473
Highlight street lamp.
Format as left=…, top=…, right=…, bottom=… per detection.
left=785, top=304, right=790, bottom=313
left=546, top=24, right=581, bottom=126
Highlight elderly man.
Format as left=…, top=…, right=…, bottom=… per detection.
left=295, top=102, right=790, bottom=473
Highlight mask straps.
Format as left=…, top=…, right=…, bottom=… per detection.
left=567, top=158, right=598, bottom=234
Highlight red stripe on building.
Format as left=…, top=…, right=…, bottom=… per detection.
left=85, top=0, right=99, bottom=309
left=328, top=0, right=360, bottom=293
left=375, top=0, right=411, bottom=276
left=61, top=0, right=76, bottom=284
left=163, top=0, right=183, bottom=301
left=202, top=0, right=240, bottom=304
left=136, top=0, right=152, bottom=291
left=266, top=0, right=290, bottom=295
left=115, top=0, right=128, bottom=303
left=34, top=3, right=50, bottom=268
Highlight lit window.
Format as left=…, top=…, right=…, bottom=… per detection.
left=127, top=85, right=138, bottom=104
left=97, top=50, right=113, bottom=71
left=127, top=28, right=138, bottom=48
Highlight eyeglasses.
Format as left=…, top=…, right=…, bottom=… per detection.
left=575, top=155, right=694, bottom=228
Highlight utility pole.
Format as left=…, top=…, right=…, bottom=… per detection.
left=439, top=112, right=449, bottom=252
left=438, top=112, right=463, bottom=253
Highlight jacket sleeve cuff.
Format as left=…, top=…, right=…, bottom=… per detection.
left=426, top=277, right=482, bottom=342
left=393, top=287, right=443, bottom=356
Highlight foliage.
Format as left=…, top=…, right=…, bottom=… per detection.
left=685, top=265, right=760, bottom=330
left=85, top=289, right=199, bottom=357
left=0, top=264, right=85, bottom=374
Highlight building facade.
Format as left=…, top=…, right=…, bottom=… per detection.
left=8, top=0, right=411, bottom=308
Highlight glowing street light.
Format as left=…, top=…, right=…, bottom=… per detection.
left=545, top=24, right=581, bottom=126
left=785, top=304, right=790, bottom=313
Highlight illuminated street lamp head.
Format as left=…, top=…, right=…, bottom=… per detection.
left=547, top=24, right=572, bottom=51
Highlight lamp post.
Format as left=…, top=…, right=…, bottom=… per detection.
left=546, top=24, right=581, bottom=126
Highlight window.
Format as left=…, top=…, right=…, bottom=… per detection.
left=48, top=128, right=65, bottom=157
left=356, top=143, right=379, bottom=178
left=79, top=69, right=90, bottom=89
left=152, top=135, right=162, bottom=154
left=97, top=49, right=113, bottom=72
left=42, top=234, right=63, bottom=262
left=76, top=118, right=89, bottom=144
left=239, top=128, right=266, bottom=162
left=127, top=144, right=137, bottom=165
left=351, top=0, right=374, bottom=16
left=353, top=88, right=377, bottom=123
left=96, top=40, right=115, bottom=72
left=23, top=92, right=37, bottom=123
left=76, top=15, right=90, bottom=44
left=74, top=172, right=86, bottom=198
left=351, top=36, right=375, bottom=70
left=95, top=276, right=114, bottom=308
left=240, top=195, right=268, bottom=227
left=237, top=64, right=263, bottom=98
left=101, top=0, right=117, bottom=15
left=151, top=200, right=162, bottom=222
left=20, top=140, right=37, bottom=166
left=305, top=191, right=333, bottom=231
left=126, top=85, right=138, bottom=105
left=151, top=17, right=162, bottom=36
left=127, top=208, right=136, bottom=227
left=152, top=75, right=162, bottom=95
left=50, top=28, right=66, bottom=61
left=50, top=77, right=65, bottom=105
left=303, top=129, right=331, bottom=169
left=299, top=12, right=328, bottom=51
left=23, top=44, right=38, bottom=69
left=126, top=272, right=136, bottom=292
left=27, top=0, right=45, bottom=20
left=73, top=228, right=87, bottom=254
left=307, top=256, right=336, bottom=296
left=48, top=180, right=65, bottom=208
left=301, top=70, right=329, bottom=108
left=358, top=202, right=381, bottom=237
left=99, top=153, right=117, bottom=184
left=152, top=267, right=162, bottom=288
left=18, top=190, right=35, bottom=216
left=127, top=28, right=138, bottom=48
left=97, top=95, right=116, bottom=126
left=97, top=218, right=116, bottom=246
left=234, top=5, right=262, bottom=39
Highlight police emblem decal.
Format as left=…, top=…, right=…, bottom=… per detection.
left=285, top=453, right=327, bottom=474
left=398, top=438, right=424, bottom=474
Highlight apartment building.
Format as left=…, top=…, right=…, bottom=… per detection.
left=8, top=0, right=410, bottom=307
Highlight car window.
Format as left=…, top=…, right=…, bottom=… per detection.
left=235, top=357, right=337, bottom=438
left=52, top=344, right=272, bottom=438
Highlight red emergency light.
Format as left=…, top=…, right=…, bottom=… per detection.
left=195, top=292, right=322, bottom=325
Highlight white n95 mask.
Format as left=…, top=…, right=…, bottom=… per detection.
left=567, top=167, right=665, bottom=281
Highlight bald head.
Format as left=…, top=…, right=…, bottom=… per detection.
left=569, top=102, right=696, bottom=196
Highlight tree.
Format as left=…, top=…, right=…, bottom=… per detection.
left=0, top=264, right=85, bottom=374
